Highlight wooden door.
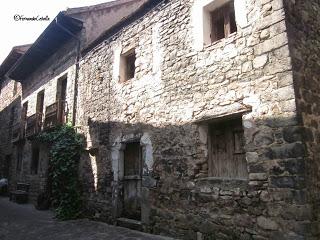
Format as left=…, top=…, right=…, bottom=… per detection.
left=122, top=142, right=142, bottom=220
left=57, top=77, right=67, bottom=124
left=209, top=119, right=247, bottom=179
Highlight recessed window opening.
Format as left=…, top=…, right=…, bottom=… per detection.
left=120, top=49, right=136, bottom=82
left=207, top=1, right=237, bottom=43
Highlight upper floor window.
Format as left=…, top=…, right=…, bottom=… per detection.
left=120, top=49, right=136, bottom=82
left=57, top=76, right=67, bottom=102
left=194, top=0, right=241, bottom=47
left=13, top=81, right=18, bottom=96
left=21, top=102, right=28, bottom=121
left=36, top=90, right=45, bottom=114
left=210, top=2, right=237, bottom=43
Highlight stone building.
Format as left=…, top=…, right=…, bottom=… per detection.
left=1, top=0, right=320, bottom=239
left=0, top=45, right=30, bottom=180
left=0, top=0, right=147, bottom=201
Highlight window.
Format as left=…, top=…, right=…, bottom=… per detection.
left=208, top=118, right=247, bottom=179
left=16, top=144, right=24, bottom=172
left=57, top=76, right=67, bottom=102
left=124, top=142, right=142, bottom=177
left=120, top=49, right=136, bottom=82
left=13, top=81, right=18, bottom=96
left=56, top=76, right=67, bottom=124
left=30, top=145, right=40, bottom=175
left=21, top=102, right=28, bottom=121
left=36, top=90, right=45, bottom=114
left=210, top=1, right=237, bottom=43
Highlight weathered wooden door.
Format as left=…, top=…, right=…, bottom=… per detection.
left=122, top=142, right=142, bottom=220
left=209, top=119, right=247, bottom=179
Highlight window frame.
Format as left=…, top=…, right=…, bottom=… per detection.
left=120, top=48, right=136, bottom=83
left=210, top=1, right=237, bottom=43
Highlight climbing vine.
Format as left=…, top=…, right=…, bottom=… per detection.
left=37, top=125, right=84, bottom=220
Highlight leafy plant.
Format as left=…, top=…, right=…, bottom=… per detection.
left=37, top=125, right=84, bottom=220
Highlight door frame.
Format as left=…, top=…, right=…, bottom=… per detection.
left=111, top=132, right=155, bottom=225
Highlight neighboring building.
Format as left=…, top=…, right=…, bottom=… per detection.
left=1, top=0, right=320, bottom=239
left=0, top=45, right=30, bottom=180
left=3, top=0, right=147, bottom=201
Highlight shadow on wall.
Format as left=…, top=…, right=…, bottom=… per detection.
left=0, top=96, right=22, bottom=182
left=79, top=113, right=316, bottom=239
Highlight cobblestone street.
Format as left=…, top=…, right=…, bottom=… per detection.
left=0, top=197, right=174, bottom=240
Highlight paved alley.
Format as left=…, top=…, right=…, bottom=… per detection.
left=0, top=197, right=174, bottom=240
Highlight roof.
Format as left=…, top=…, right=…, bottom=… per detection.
left=64, top=0, right=141, bottom=15
left=9, top=12, right=83, bottom=81
left=0, top=44, right=31, bottom=80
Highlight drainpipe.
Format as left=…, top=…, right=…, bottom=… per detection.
left=55, top=16, right=81, bottom=126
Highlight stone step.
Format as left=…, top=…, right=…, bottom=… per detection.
left=117, top=217, right=142, bottom=231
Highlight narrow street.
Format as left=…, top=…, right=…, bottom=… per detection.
left=0, top=197, right=174, bottom=240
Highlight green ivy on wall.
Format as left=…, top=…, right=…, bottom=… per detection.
left=37, top=125, right=84, bottom=220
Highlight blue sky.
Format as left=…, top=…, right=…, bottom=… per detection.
left=0, top=0, right=112, bottom=63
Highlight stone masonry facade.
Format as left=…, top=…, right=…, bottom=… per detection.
left=0, top=78, right=22, bottom=180
left=77, top=0, right=319, bottom=239
left=0, top=0, right=319, bottom=239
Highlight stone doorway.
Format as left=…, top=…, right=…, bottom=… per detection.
left=111, top=132, right=155, bottom=228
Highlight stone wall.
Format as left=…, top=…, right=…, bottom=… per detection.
left=77, top=0, right=313, bottom=239
left=0, top=78, right=21, bottom=182
left=284, top=0, right=320, bottom=238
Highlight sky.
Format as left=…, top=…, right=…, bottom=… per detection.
left=0, top=0, right=113, bottom=64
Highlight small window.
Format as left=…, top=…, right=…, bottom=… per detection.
left=210, top=1, right=237, bottom=43
left=124, top=142, right=142, bottom=177
left=31, top=145, right=40, bottom=175
left=208, top=118, right=247, bottom=179
left=120, top=49, right=136, bottom=82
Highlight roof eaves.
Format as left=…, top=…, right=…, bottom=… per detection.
left=0, top=44, right=31, bottom=79
left=64, top=0, right=140, bottom=15
left=8, top=12, right=83, bottom=81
